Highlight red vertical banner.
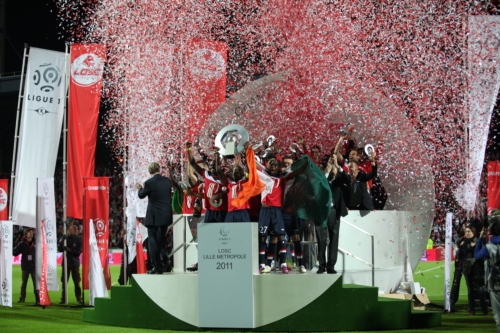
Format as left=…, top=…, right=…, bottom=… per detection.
left=0, top=179, right=8, bottom=220
left=67, top=43, right=106, bottom=219
left=82, top=177, right=111, bottom=290
left=183, top=40, right=227, bottom=139
left=488, top=161, right=500, bottom=214
left=135, top=218, right=147, bottom=274
left=39, top=220, right=51, bottom=306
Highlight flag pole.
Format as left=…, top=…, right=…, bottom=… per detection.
left=9, top=44, right=29, bottom=221
left=123, top=104, right=128, bottom=284
left=62, top=42, right=70, bottom=305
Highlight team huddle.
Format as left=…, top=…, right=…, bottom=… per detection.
left=165, top=131, right=378, bottom=275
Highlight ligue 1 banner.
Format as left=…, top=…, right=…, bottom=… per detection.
left=89, top=220, right=108, bottom=306
left=488, top=161, right=500, bottom=213
left=0, top=180, right=7, bottom=221
left=82, top=177, right=111, bottom=290
left=67, top=43, right=106, bottom=219
left=0, top=221, right=13, bottom=307
left=184, top=40, right=227, bottom=139
left=12, top=48, right=65, bottom=228
left=35, top=178, right=59, bottom=291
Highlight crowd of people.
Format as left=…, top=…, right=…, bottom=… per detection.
left=158, top=129, right=381, bottom=275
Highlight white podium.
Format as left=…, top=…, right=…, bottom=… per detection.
left=198, top=222, right=258, bottom=328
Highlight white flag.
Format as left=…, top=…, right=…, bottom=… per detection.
left=13, top=47, right=66, bottom=227
left=36, top=179, right=59, bottom=291
left=455, top=16, right=500, bottom=211
left=0, top=221, right=13, bottom=307
left=89, top=219, right=108, bottom=305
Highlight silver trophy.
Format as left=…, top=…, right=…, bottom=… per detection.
left=214, top=124, right=249, bottom=157
left=364, top=144, right=375, bottom=157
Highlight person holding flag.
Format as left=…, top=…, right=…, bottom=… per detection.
left=13, top=228, right=39, bottom=304
left=58, top=225, right=82, bottom=304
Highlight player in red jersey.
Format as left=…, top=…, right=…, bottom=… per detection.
left=187, top=142, right=228, bottom=223
left=257, top=154, right=306, bottom=274
left=217, top=155, right=252, bottom=222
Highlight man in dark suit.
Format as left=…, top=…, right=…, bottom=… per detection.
left=316, top=155, right=349, bottom=274
left=136, top=162, right=172, bottom=274
left=341, top=152, right=377, bottom=211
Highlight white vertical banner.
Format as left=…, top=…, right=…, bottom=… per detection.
left=36, top=178, right=59, bottom=291
left=13, top=48, right=65, bottom=228
left=444, top=212, right=453, bottom=312
left=0, top=221, right=13, bottom=307
left=455, top=16, right=500, bottom=211
left=89, top=219, right=108, bottom=306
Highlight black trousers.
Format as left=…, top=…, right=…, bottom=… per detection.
left=61, top=266, right=82, bottom=301
left=147, top=225, right=167, bottom=272
left=20, top=269, right=37, bottom=300
left=315, top=207, right=340, bottom=269
left=450, top=262, right=463, bottom=305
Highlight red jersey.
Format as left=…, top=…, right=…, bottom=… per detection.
left=182, top=183, right=205, bottom=214
left=227, top=179, right=250, bottom=212
left=202, top=170, right=228, bottom=211
left=261, top=176, right=287, bottom=207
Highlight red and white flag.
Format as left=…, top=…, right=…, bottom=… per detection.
left=488, top=161, right=500, bottom=214
left=89, top=219, right=108, bottom=306
left=135, top=218, right=147, bottom=274
left=82, top=177, right=111, bottom=290
left=183, top=40, right=227, bottom=139
left=67, top=43, right=106, bottom=219
left=0, top=180, right=7, bottom=221
left=35, top=178, right=58, bottom=291
left=38, top=220, right=51, bottom=306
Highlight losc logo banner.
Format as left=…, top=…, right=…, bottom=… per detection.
left=71, top=53, right=105, bottom=87
left=0, top=188, right=6, bottom=212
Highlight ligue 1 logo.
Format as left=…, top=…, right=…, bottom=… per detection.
left=33, top=63, right=62, bottom=92
left=71, top=53, right=105, bottom=87
left=43, top=183, right=49, bottom=196
left=219, top=227, right=230, bottom=237
left=2, top=224, right=9, bottom=240
left=94, top=218, right=106, bottom=238
left=44, top=218, right=53, bottom=237
left=187, top=48, right=225, bottom=81
left=0, top=188, right=6, bottom=212
left=1, top=278, right=8, bottom=293
left=48, top=265, right=54, bottom=277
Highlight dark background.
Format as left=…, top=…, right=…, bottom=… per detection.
left=1, top=0, right=500, bottom=179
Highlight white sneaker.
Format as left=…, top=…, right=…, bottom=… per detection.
left=299, top=265, right=307, bottom=273
left=259, top=265, right=271, bottom=274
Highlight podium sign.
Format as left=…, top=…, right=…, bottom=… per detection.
left=198, top=222, right=258, bottom=328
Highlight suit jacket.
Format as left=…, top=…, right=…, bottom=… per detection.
left=340, top=164, right=377, bottom=211
left=330, top=169, right=349, bottom=220
left=138, top=174, right=173, bottom=227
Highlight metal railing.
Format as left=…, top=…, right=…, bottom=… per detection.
left=168, top=214, right=375, bottom=283
left=340, top=218, right=375, bottom=287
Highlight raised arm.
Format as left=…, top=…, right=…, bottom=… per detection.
left=360, top=151, right=378, bottom=181
left=186, top=141, right=205, bottom=176
left=215, top=151, right=228, bottom=185
left=167, top=162, right=181, bottom=190
left=334, top=135, right=347, bottom=165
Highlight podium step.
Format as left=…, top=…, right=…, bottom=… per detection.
left=83, top=274, right=440, bottom=331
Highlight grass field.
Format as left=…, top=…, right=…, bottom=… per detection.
left=0, top=261, right=498, bottom=332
